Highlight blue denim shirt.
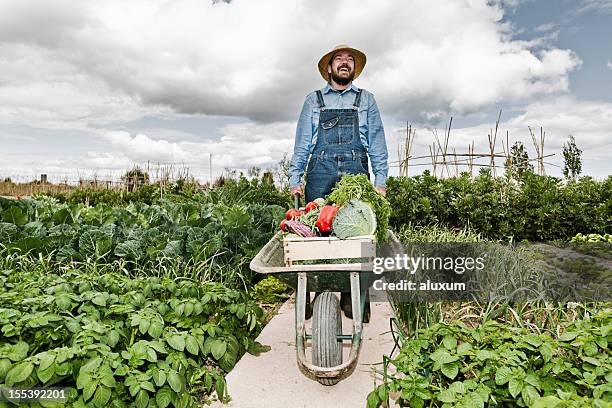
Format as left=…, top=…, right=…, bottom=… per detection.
left=289, top=82, right=389, bottom=188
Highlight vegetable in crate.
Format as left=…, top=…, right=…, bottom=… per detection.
left=304, top=197, right=326, bottom=213
left=285, top=220, right=316, bottom=237
left=285, top=208, right=301, bottom=220
left=316, top=205, right=338, bottom=234
left=327, top=174, right=391, bottom=242
left=332, top=199, right=377, bottom=239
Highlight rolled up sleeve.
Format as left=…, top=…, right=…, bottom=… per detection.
left=367, top=94, right=389, bottom=187
left=288, top=96, right=313, bottom=188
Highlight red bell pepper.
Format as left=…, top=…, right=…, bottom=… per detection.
left=280, top=219, right=288, bottom=231
left=316, top=205, right=338, bottom=234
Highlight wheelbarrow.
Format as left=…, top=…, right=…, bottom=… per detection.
left=249, top=196, right=403, bottom=385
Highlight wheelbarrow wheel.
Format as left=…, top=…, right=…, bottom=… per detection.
left=312, top=291, right=342, bottom=386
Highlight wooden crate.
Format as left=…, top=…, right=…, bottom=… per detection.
left=282, top=235, right=376, bottom=268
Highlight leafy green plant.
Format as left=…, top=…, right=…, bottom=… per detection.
left=327, top=174, right=391, bottom=242
left=0, top=258, right=266, bottom=406
left=368, top=311, right=612, bottom=408
left=250, top=277, right=291, bottom=304
left=386, top=173, right=611, bottom=242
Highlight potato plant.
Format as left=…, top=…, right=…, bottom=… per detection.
left=0, top=266, right=264, bottom=407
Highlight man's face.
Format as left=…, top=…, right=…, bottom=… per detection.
left=328, top=51, right=355, bottom=85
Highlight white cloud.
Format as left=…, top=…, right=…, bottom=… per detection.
left=607, top=60, right=612, bottom=70
left=0, top=0, right=581, bottom=127
left=534, top=22, right=557, bottom=32
left=577, top=0, right=612, bottom=15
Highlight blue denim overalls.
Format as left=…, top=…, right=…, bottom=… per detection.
left=304, top=88, right=370, bottom=203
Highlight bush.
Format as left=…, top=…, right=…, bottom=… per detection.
left=387, top=172, right=611, bottom=242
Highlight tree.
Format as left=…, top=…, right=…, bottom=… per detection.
left=505, top=141, right=533, bottom=179
left=275, top=152, right=292, bottom=189
left=562, top=135, right=582, bottom=180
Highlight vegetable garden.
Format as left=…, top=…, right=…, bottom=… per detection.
left=0, top=172, right=610, bottom=407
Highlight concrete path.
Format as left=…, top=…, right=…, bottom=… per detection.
left=211, top=294, right=395, bottom=408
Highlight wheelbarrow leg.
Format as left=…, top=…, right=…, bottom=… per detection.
left=296, top=272, right=307, bottom=334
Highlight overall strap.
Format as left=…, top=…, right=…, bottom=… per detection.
left=352, top=88, right=363, bottom=110
left=315, top=90, right=326, bottom=111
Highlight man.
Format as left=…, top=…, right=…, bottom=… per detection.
left=289, top=44, right=388, bottom=200
left=288, top=45, right=389, bottom=320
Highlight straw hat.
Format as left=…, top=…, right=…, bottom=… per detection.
left=318, top=44, right=367, bottom=82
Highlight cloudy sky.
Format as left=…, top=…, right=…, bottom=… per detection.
left=1, top=0, right=611, bottom=183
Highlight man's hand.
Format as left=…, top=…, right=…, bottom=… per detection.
left=376, top=186, right=386, bottom=196
left=291, top=185, right=303, bottom=197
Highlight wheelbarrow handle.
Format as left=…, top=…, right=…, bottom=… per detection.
left=293, top=193, right=301, bottom=210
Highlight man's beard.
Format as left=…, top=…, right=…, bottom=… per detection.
left=330, top=67, right=355, bottom=85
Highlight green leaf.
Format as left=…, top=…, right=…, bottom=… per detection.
left=184, top=302, right=194, bottom=317
left=92, top=385, right=112, bottom=408
left=7, top=342, right=29, bottom=362
left=508, top=377, right=523, bottom=398
left=218, top=350, right=237, bottom=372
left=495, top=366, right=512, bottom=385
left=146, top=347, right=157, bottom=362
left=449, top=381, right=466, bottom=394
left=83, top=379, right=98, bottom=402
left=215, top=377, right=226, bottom=401
left=558, top=332, right=577, bottom=341
left=521, top=385, right=540, bottom=406
left=135, top=389, right=149, bottom=408
left=409, top=396, right=424, bottom=408
left=2, top=207, right=28, bottom=226
left=442, top=335, right=457, bottom=350
left=37, top=352, right=55, bottom=371
left=185, top=335, right=199, bottom=355
left=107, top=330, right=120, bottom=348
left=55, top=294, right=74, bottom=311
left=76, top=371, right=91, bottom=389
left=148, top=321, right=164, bottom=339
left=167, top=335, right=185, bottom=352
left=366, top=390, right=381, bottom=408
left=377, top=385, right=388, bottom=402
left=532, top=396, right=562, bottom=408
left=430, top=350, right=459, bottom=365
left=441, top=362, right=460, bottom=380
left=167, top=370, right=183, bottom=393
left=457, top=342, right=473, bottom=354
left=156, top=387, right=172, bottom=408
left=37, top=364, right=56, bottom=383
left=583, top=341, right=598, bottom=356
left=5, top=361, right=34, bottom=386
left=438, top=389, right=456, bottom=403
left=152, top=369, right=166, bottom=387
left=211, top=339, right=227, bottom=360
left=461, top=391, right=484, bottom=408
left=91, top=293, right=109, bottom=307
left=247, top=341, right=271, bottom=356
left=539, top=343, right=553, bottom=363
left=582, top=356, right=600, bottom=366
left=0, top=359, right=12, bottom=381
left=100, top=373, right=115, bottom=388
left=475, top=350, right=496, bottom=361
left=139, top=318, right=151, bottom=335
left=52, top=208, right=75, bottom=224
